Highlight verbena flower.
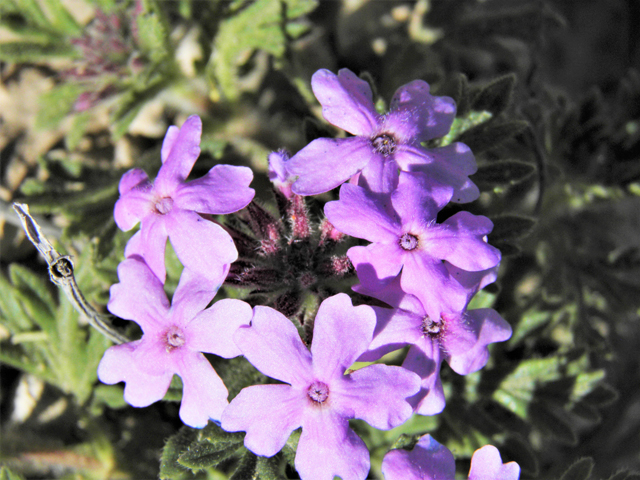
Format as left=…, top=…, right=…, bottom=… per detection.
left=114, top=115, right=255, bottom=283
left=268, top=149, right=295, bottom=199
left=356, top=273, right=511, bottom=415
left=286, top=68, right=478, bottom=202
left=381, top=434, right=520, bottom=480
left=98, top=257, right=252, bottom=427
left=221, top=294, right=421, bottom=480
left=325, top=171, right=501, bottom=320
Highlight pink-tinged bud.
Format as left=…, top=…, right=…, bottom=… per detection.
left=245, top=202, right=282, bottom=243
left=327, top=255, right=352, bottom=277
left=268, top=150, right=294, bottom=199
left=288, top=195, right=311, bottom=240
left=319, top=218, right=345, bottom=247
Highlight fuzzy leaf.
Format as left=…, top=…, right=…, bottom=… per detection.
left=36, top=83, right=84, bottom=130
left=439, top=110, right=492, bottom=147
left=470, top=74, right=517, bottom=116
left=582, top=383, right=619, bottom=407
left=136, top=7, right=169, bottom=64
left=457, top=119, right=529, bottom=154
left=489, top=215, right=537, bottom=242
left=474, top=160, right=535, bottom=187
left=0, top=41, right=75, bottom=61
left=159, top=427, right=199, bottom=480
left=529, top=401, right=577, bottom=444
left=178, top=441, right=241, bottom=471
left=208, top=0, right=318, bottom=100
left=508, top=309, right=552, bottom=346
left=560, top=457, right=595, bottom=480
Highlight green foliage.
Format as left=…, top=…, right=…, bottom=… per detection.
left=0, top=466, right=26, bottom=480
left=207, top=0, right=318, bottom=100
left=0, top=259, right=112, bottom=406
left=560, top=457, right=594, bottom=480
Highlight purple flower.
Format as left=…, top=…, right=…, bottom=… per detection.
left=98, top=257, right=252, bottom=427
left=286, top=68, right=478, bottom=202
left=114, top=115, right=255, bottom=283
left=381, top=434, right=520, bottom=480
left=355, top=271, right=511, bottom=415
left=325, top=171, right=501, bottom=320
left=220, top=294, right=421, bottom=480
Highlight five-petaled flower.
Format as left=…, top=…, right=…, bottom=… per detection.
left=381, top=434, right=520, bottom=480
left=114, top=115, right=255, bottom=284
left=325, top=171, right=501, bottom=320
left=98, top=257, right=253, bottom=427
left=286, top=68, right=478, bottom=202
left=221, top=293, right=421, bottom=480
left=356, top=272, right=511, bottom=415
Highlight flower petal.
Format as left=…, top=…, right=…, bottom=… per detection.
left=349, top=243, right=404, bottom=290
left=310, top=294, right=375, bottom=380
left=155, top=115, right=202, bottom=193
left=334, top=364, right=419, bottom=430
left=175, top=164, right=254, bottom=214
left=170, top=267, right=221, bottom=324
left=401, top=253, right=468, bottom=320
left=221, top=384, right=304, bottom=457
left=118, top=168, right=149, bottom=195
left=358, top=307, right=422, bottom=362
left=296, top=410, right=370, bottom=480
left=107, top=257, right=169, bottom=332
left=391, top=171, right=453, bottom=221
left=382, top=434, right=455, bottom=480
left=387, top=80, right=456, bottom=142
left=123, top=214, right=169, bottom=283
left=114, top=179, right=153, bottom=231
left=468, top=445, right=520, bottom=480
left=166, top=208, right=237, bottom=283
left=234, top=306, right=313, bottom=385
left=396, top=143, right=479, bottom=203
left=187, top=299, right=253, bottom=358
left=447, top=309, right=512, bottom=375
left=176, top=352, right=229, bottom=427
left=161, top=125, right=180, bottom=163
left=325, top=183, right=400, bottom=242
left=404, top=342, right=446, bottom=416
left=311, top=68, right=378, bottom=136
left=98, top=342, right=173, bottom=408
left=426, top=212, right=501, bottom=271
left=288, top=137, right=373, bottom=195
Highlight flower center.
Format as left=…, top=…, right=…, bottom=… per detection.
left=307, top=381, right=329, bottom=404
left=371, top=133, right=397, bottom=156
left=399, top=233, right=419, bottom=251
left=421, top=316, right=444, bottom=338
left=155, top=197, right=174, bottom=215
left=165, top=325, right=185, bottom=352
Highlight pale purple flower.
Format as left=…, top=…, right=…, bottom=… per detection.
left=221, top=294, right=421, bottom=480
left=114, top=115, right=255, bottom=283
left=287, top=68, right=478, bottom=202
left=382, top=434, right=520, bottom=480
left=325, top=171, right=501, bottom=320
left=98, top=257, right=252, bottom=427
left=355, top=271, right=511, bottom=415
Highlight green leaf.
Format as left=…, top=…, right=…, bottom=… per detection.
left=439, top=110, right=492, bottom=147
left=456, top=119, right=529, bottom=154
left=560, top=457, right=595, bottom=480
left=508, top=309, right=552, bottom=346
left=0, top=466, right=27, bottom=480
left=178, top=440, right=241, bottom=471
left=36, top=83, right=84, bottom=130
left=0, top=41, right=76, bottom=62
left=489, top=215, right=537, bottom=243
left=470, top=73, right=517, bottom=116
left=40, top=0, right=82, bottom=35
left=493, top=357, right=562, bottom=417
left=582, top=383, right=618, bottom=407
left=474, top=160, right=535, bottom=187
left=529, top=401, right=577, bottom=445
left=208, top=0, right=318, bottom=100
left=136, top=8, right=170, bottom=64
left=159, top=427, right=199, bottom=480
left=230, top=450, right=258, bottom=480
left=9, top=264, right=57, bottom=336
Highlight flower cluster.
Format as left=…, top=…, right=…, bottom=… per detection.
left=99, top=69, right=518, bottom=480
